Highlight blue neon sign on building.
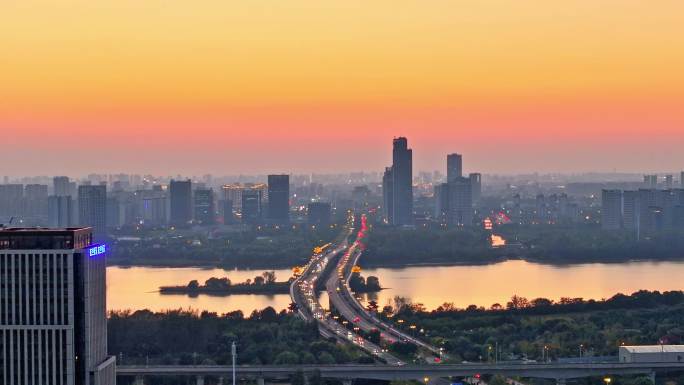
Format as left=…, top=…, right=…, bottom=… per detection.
left=88, top=244, right=106, bottom=257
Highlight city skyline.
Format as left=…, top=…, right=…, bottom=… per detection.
left=2, top=1, right=684, bottom=175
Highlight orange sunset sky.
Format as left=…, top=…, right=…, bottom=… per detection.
left=2, top=1, right=683, bottom=176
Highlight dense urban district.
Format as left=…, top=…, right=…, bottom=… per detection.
left=2, top=137, right=684, bottom=385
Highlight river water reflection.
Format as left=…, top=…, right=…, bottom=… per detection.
left=107, top=260, right=684, bottom=314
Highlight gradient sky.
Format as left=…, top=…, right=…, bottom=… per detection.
left=2, top=1, right=683, bottom=176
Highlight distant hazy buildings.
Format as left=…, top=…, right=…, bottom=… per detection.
left=241, top=187, right=263, bottom=224
left=600, top=187, right=684, bottom=236
left=382, top=137, right=413, bottom=226
left=601, top=189, right=623, bottom=230
left=0, top=227, right=116, bottom=385
left=78, top=184, right=107, bottom=236
left=267, top=174, right=290, bottom=224
left=169, top=179, right=192, bottom=226
left=469, top=172, right=482, bottom=204
left=194, top=188, right=215, bottom=225
left=307, top=201, right=332, bottom=226
left=48, top=195, right=73, bottom=227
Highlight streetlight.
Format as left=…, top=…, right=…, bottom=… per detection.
left=579, top=344, right=584, bottom=358
left=231, top=341, right=237, bottom=385
left=603, top=377, right=612, bottom=385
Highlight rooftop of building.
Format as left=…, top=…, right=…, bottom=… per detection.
left=620, top=345, right=684, bottom=353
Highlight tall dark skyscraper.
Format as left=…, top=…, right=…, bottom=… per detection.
left=267, top=174, right=290, bottom=224
left=169, top=179, right=192, bottom=226
left=447, top=153, right=463, bottom=182
left=383, top=137, right=413, bottom=226
left=78, top=184, right=107, bottom=236
left=0, top=227, right=117, bottom=385
left=194, top=188, right=215, bottom=225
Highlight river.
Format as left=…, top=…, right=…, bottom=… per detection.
left=107, top=260, right=684, bottom=314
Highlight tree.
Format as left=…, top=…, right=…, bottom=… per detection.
left=253, top=276, right=265, bottom=285
left=291, top=370, right=306, bottom=385
left=507, top=295, right=530, bottom=310
left=274, top=351, right=299, bottom=365
left=187, top=280, right=200, bottom=290
left=488, top=375, right=508, bottom=385
left=262, top=271, right=277, bottom=284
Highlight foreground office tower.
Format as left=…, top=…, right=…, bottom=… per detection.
left=0, top=227, right=116, bottom=385
left=267, top=174, right=290, bottom=224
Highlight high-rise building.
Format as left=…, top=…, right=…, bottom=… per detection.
left=267, top=175, right=290, bottom=224
left=53, top=176, right=73, bottom=197
left=138, top=188, right=168, bottom=226
left=382, top=167, right=394, bottom=224
left=0, top=227, right=116, bottom=385
left=169, top=179, right=192, bottom=226
left=446, top=153, right=463, bottom=182
left=643, top=174, right=658, bottom=188
left=78, top=185, right=107, bottom=236
left=601, top=189, right=623, bottom=230
left=622, top=190, right=639, bottom=232
left=23, top=184, right=49, bottom=225
left=638, top=189, right=659, bottom=235
left=241, top=187, right=262, bottom=224
left=665, top=174, right=674, bottom=189
left=383, top=137, right=413, bottom=226
left=447, top=177, right=473, bottom=227
left=194, top=188, right=215, bottom=225
left=434, top=183, right=449, bottom=222
left=221, top=199, right=234, bottom=224
left=222, top=184, right=244, bottom=211
left=469, top=173, right=482, bottom=204
left=0, top=184, right=24, bottom=219
left=307, top=202, right=332, bottom=226
left=48, top=195, right=73, bottom=227
left=681, top=171, right=684, bottom=188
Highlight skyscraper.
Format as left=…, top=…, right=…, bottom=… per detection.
left=382, top=167, right=394, bottom=224
left=601, top=189, right=623, bottom=230
left=665, top=174, right=674, bottom=189
left=643, top=174, right=658, bottom=188
left=622, top=190, right=639, bottom=232
left=23, top=184, right=49, bottom=225
left=241, top=187, right=262, bottom=225
left=446, top=153, right=463, bottom=182
left=434, top=183, right=450, bottom=222
left=0, top=227, right=116, bottom=385
left=267, top=175, right=290, bottom=224
left=169, top=179, right=192, bottom=226
left=194, top=188, right=216, bottom=225
left=78, top=184, right=107, bottom=236
left=681, top=171, right=684, bottom=188
left=48, top=195, right=73, bottom=227
left=383, top=137, right=413, bottom=226
left=447, top=177, right=473, bottom=227
left=469, top=173, right=482, bottom=204
left=0, top=184, right=24, bottom=219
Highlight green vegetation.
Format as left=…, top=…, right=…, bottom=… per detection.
left=365, top=224, right=684, bottom=266
left=349, top=272, right=382, bottom=293
left=109, top=225, right=341, bottom=269
left=379, top=290, right=684, bottom=363
left=159, top=271, right=291, bottom=295
left=108, top=307, right=368, bottom=366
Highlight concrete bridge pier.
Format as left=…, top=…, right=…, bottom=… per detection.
left=217, top=377, right=224, bottom=385
left=556, top=379, right=566, bottom=385
left=342, top=379, right=352, bottom=385
left=257, top=377, right=266, bottom=385
left=133, top=376, right=145, bottom=385
left=648, top=371, right=656, bottom=384
left=196, top=375, right=205, bottom=385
